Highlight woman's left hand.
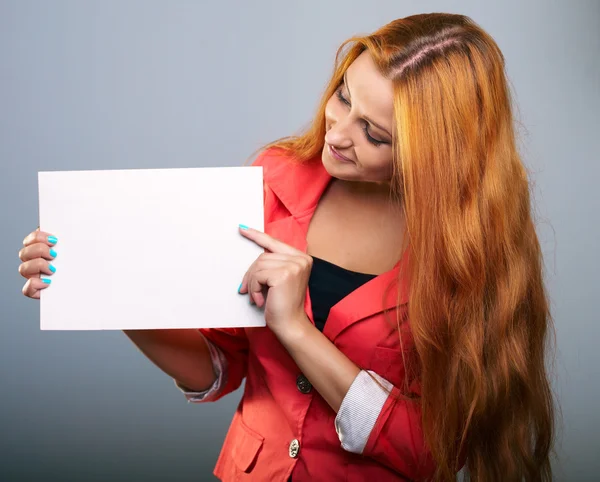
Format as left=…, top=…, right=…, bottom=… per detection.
left=238, top=226, right=311, bottom=338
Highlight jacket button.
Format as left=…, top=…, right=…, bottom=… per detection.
left=289, top=439, right=300, bottom=458
left=296, top=374, right=312, bottom=394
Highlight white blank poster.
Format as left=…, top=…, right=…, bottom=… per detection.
left=38, top=166, right=265, bottom=330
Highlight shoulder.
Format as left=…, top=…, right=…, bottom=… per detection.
left=249, top=147, right=321, bottom=191
left=248, top=146, right=329, bottom=217
left=250, top=146, right=325, bottom=183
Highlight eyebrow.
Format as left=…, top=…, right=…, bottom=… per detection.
left=343, top=71, right=392, bottom=139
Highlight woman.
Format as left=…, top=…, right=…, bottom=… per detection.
left=18, top=13, right=554, bottom=482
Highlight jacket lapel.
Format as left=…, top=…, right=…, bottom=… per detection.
left=322, top=248, right=411, bottom=342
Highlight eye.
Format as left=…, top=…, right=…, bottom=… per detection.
left=336, top=87, right=350, bottom=106
left=362, top=125, right=384, bottom=147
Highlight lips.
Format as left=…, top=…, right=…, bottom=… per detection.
left=328, top=144, right=353, bottom=163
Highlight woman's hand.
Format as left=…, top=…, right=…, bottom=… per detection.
left=18, top=228, right=58, bottom=299
left=238, top=225, right=312, bottom=339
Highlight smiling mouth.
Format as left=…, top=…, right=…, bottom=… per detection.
left=328, top=144, right=353, bottom=163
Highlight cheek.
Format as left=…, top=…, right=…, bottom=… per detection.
left=356, top=151, right=394, bottom=179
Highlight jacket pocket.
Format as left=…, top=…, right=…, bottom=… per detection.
left=231, top=417, right=265, bottom=473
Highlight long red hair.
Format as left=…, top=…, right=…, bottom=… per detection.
left=260, top=13, right=555, bottom=481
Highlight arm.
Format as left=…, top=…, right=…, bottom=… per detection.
left=123, top=329, right=217, bottom=392
left=278, top=316, right=360, bottom=412
left=124, top=327, right=249, bottom=403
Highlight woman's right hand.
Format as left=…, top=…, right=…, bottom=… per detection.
left=18, top=229, right=58, bottom=299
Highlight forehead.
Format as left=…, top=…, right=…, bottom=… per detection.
left=345, top=52, right=394, bottom=122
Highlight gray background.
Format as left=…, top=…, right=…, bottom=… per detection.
left=1, top=0, right=598, bottom=481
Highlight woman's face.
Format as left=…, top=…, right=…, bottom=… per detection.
left=322, top=51, right=395, bottom=184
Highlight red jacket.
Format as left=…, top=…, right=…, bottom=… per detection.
left=200, top=148, right=436, bottom=481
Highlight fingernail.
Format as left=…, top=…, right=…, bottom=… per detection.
left=238, top=282, right=243, bottom=293
left=48, top=236, right=58, bottom=244
left=239, top=224, right=249, bottom=230
left=49, top=249, right=57, bottom=258
left=49, top=264, right=56, bottom=273
left=42, top=278, right=52, bottom=284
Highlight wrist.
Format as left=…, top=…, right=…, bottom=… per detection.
left=273, top=313, right=312, bottom=346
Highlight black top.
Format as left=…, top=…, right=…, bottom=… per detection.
left=308, top=256, right=378, bottom=332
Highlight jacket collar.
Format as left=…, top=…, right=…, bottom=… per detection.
left=262, top=150, right=332, bottom=217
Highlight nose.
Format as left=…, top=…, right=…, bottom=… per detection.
left=325, top=112, right=353, bottom=149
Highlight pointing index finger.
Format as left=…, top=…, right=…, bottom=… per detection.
left=238, top=225, right=299, bottom=255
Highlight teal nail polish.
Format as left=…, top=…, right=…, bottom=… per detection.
left=49, top=249, right=57, bottom=258
left=42, top=278, right=52, bottom=284
left=49, top=264, right=56, bottom=273
left=239, top=224, right=249, bottom=230
left=238, top=282, right=243, bottom=293
left=48, top=236, right=58, bottom=244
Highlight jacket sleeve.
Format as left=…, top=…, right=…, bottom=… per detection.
left=336, top=371, right=437, bottom=480
left=196, top=327, right=249, bottom=401
left=365, top=380, right=436, bottom=480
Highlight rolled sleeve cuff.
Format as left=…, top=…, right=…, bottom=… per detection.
left=174, top=334, right=228, bottom=403
left=334, top=370, right=393, bottom=454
